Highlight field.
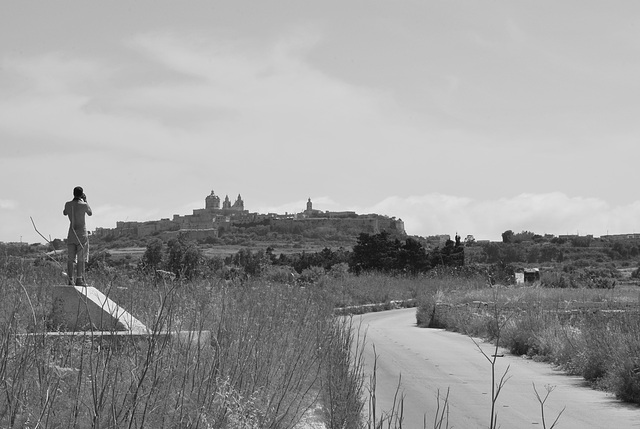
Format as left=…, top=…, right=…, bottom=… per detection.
left=0, top=258, right=369, bottom=428
left=103, top=243, right=346, bottom=265
left=3, top=239, right=640, bottom=428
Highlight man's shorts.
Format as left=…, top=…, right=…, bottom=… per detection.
left=67, top=242, right=89, bottom=263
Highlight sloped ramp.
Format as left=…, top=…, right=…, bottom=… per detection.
left=50, top=286, right=146, bottom=333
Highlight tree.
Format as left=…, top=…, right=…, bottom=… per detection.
left=570, top=236, right=592, bottom=248
left=483, top=242, right=503, bottom=264
left=228, top=248, right=269, bottom=276
left=430, top=237, right=465, bottom=267
left=51, top=238, right=64, bottom=251
left=502, top=244, right=525, bottom=263
left=502, top=230, right=514, bottom=244
left=512, top=230, right=535, bottom=243
left=397, top=237, right=431, bottom=274
left=539, top=245, right=563, bottom=263
left=350, top=232, right=401, bottom=274
left=166, top=235, right=202, bottom=279
left=527, top=246, right=541, bottom=263
left=140, top=238, right=163, bottom=273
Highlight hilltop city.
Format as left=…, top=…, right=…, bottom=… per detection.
left=94, top=190, right=406, bottom=242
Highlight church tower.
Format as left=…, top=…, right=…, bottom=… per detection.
left=306, top=198, right=313, bottom=213
left=205, top=190, right=220, bottom=210
left=223, top=195, right=232, bottom=210
left=232, top=194, right=244, bottom=210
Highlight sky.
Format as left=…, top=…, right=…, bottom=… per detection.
left=2, top=1, right=640, bottom=244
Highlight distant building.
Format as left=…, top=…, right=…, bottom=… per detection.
left=93, top=192, right=405, bottom=240
left=423, top=235, right=451, bottom=249
left=515, top=268, right=540, bottom=284
left=601, top=233, right=640, bottom=241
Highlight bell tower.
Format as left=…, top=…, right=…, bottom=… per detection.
left=223, top=195, right=232, bottom=209
left=205, top=190, right=220, bottom=210
left=232, top=194, right=244, bottom=210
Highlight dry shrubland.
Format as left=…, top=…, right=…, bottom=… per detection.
left=0, top=257, right=366, bottom=428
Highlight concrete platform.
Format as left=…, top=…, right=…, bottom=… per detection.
left=45, top=285, right=210, bottom=347
left=50, top=285, right=146, bottom=333
left=35, top=328, right=211, bottom=348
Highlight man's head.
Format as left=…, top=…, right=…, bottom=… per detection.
left=73, top=186, right=84, bottom=199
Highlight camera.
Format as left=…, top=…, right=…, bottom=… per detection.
left=81, top=193, right=87, bottom=202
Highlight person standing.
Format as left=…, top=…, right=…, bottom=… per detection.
left=64, top=186, right=92, bottom=286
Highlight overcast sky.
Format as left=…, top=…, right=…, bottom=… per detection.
left=2, top=1, right=640, bottom=244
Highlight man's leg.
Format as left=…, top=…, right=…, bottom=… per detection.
left=76, top=242, right=88, bottom=286
left=67, top=244, right=76, bottom=285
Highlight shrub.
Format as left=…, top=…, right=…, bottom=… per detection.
left=416, top=295, right=438, bottom=328
left=298, top=266, right=326, bottom=284
left=601, top=316, right=640, bottom=402
left=499, top=312, right=545, bottom=356
left=534, top=322, right=582, bottom=367
left=540, top=272, right=573, bottom=288
left=261, top=264, right=297, bottom=284
left=608, top=357, right=640, bottom=403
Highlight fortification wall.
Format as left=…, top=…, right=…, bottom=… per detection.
left=95, top=193, right=405, bottom=239
left=270, top=216, right=405, bottom=236
left=163, top=229, right=218, bottom=240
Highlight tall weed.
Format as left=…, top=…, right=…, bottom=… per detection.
left=0, top=259, right=362, bottom=428
left=416, top=274, right=640, bottom=405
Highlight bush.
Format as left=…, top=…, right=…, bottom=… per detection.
left=608, top=358, right=640, bottom=403
left=261, top=264, right=296, bottom=284
left=298, top=266, right=326, bottom=284
left=416, top=295, right=438, bottom=328
left=540, top=272, right=573, bottom=288
left=534, top=322, right=582, bottom=368
left=601, top=316, right=640, bottom=402
left=499, top=312, right=546, bottom=356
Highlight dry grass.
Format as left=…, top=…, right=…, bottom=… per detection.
left=0, top=257, right=365, bottom=428
left=416, top=276, right=640, bottom=405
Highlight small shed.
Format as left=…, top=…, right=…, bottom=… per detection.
left=523, top=268, right=540, bottom=283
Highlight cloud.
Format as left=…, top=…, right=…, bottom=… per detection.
left=91, top=204, right=167, bottom=230
left=123, top=31, right=400, bottom=135
left=0, top=30, right=429, bottom=242
left=0, top=53, right=176, bottom=160
left=366, top=192, right=640, bottom=240
left=2, top=24, right=637, bottom=244
left=0, top=30, right=416, bottom=171
left=0, top=199, right=18, bottom=210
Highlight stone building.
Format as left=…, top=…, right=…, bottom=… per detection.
left=94, top=192, right=405, bottom=240
left=95, top=190, right=248, bottom=240
left=283, top=198, right=405, bottom=236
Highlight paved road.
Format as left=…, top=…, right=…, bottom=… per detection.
left=356, top=308, right=640, bottom=428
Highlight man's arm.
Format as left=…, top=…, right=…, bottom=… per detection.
left=86, top=203, right=92, bottom=216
